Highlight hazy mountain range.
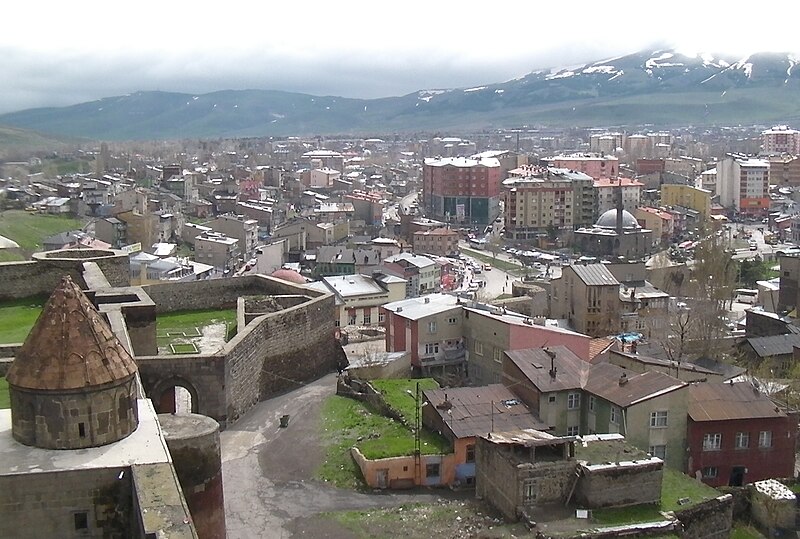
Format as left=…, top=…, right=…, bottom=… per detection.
left=2, top=48, right=800, bottom=141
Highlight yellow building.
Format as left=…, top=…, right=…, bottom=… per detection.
left=661, top=184, right=711, bottom=220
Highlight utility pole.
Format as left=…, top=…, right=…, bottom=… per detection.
left=414, top=381, right=421, bottom=485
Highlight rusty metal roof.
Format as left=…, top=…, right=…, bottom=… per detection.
left=422, top=384, right=547, bottom=439
left=6, top=275, right=138, bottom=391
left=568, top=264, right=620, bottom=287
left=583, top=362, right=686, bottom=408
left=504, top=346, right=590, bottom=393
left=688, top=382, right=786, bottom=422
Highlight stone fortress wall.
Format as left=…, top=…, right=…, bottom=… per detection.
left=0, top=250, right=343, bottom=428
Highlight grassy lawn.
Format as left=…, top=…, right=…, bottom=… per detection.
left=731, top=523, right=766, bottom=539
left=0, top=297, right=45, bottom=344
left=318, top=395, right=450, bottom=489
left=370, top=378, right=439, bottom=425
left=592, top=504, right=664, bottom=525
left=327, top=500, right=527, bottom=538
left=156, top=309, right=236, bottom=354
left=0, top=250, right=24, bottom=262
left=460, top=247, right=526, bottom=275
left=661, top=469, right=719, bottom=512
left=0, top=377, right=9, bottom=409
left=0, top=210, right=82, bottom=253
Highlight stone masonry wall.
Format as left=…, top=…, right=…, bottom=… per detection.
left=0, top=249, right=129, bottom=301
left=674, top=494, right=733, bottom=539
left=575, top=461, right=663, bottom=509
left=0, top=468, right=133, bottom=538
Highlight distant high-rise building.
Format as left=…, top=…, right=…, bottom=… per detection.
left=422, top=156, right=502, bottom=225
left=762, top=125, right=800, bottom=155
left=716, top=156, right=770, bottom=217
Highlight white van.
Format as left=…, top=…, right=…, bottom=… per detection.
left=734, top=289, right=758, bottom=305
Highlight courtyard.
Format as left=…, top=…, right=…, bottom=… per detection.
left=156, top=309, right=237, bottom=355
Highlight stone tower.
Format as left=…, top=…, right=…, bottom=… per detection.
left=6, top=275, right=139, bottom=449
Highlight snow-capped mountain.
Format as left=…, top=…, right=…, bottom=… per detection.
left=2, top=48, right=799, bottom=140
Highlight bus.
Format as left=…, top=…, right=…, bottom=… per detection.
left=734, top=289, right=758, bottom=305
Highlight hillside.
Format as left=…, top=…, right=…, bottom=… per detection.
left=1, top=49, right=799, bottom=140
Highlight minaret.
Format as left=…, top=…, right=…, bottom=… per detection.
left=615, top=177, right=624, bottom=236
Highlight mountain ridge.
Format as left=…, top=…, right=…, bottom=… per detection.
left=2, top=48, right=800, bottom=141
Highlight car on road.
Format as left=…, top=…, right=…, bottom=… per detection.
left=483, top=263, right=492, bottom=271
left=749, top=240, right=758, bottom=250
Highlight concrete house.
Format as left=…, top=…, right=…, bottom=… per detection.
left=687, top=382, right=798, bottom=487
left=308, top=273, right=405, bottom=329
left=382, top=293, right=466, bottom=379
left=421, top=385, right=547, bottom=487
left=550, top=264, right=623, bottom=337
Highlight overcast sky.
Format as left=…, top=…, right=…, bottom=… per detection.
left=1, top=1, right=798, bottom=114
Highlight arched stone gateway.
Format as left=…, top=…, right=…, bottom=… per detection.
left=152, top=376, right=200, bottom=415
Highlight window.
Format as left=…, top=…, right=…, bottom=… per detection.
left=649, top=445, right=667, bottom=460
left=702, top=466, right=718, bottom=479
left=428, top=321, right=437, bottom=333
left=466, top=444, right=475, bottom=463
left=523, top=479, right=536, bottom=503
left=735, top=432, right=750, bottom=449
left=649, top=411, right=668, bottom=428
left=588, top=395, right=595, bottom=412
left=567, top=426, right=579, bottom=436
left=703, top=433, right=722, bottom=451
left=363, top=311, right=371, bottom=325
left=548, top=395, right=556, bottom=403
left=475, top=341, right=483, bottom=356
left=73, top=511, right=89, bottom=532
left=78, top=422, right=86, bottom=438
left=759, top=431, right=772, bottom=448
left=610, top=406, right=619, bottom=424
left=378, top=312, right=385, bottom=324
left=448, top=316, right=458, bottom=325
left=424, top=342, right=439, bottom=355
left=425, top=463, right=440, bottom=478
left=567, top=392, right=581, bottom=410
left=493, top=348, right=501, bottom=363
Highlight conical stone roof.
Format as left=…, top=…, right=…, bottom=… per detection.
left=6, top=275, right=138, bottom=391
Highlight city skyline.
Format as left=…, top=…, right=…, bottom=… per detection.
left=2, top=1, right=798, bottom=114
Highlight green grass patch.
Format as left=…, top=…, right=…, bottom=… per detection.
left=0, top=249, right=25, bottom=262
left=731, top=523, right=766, bottom=539
left=0, top=210, right=82, bottom=253
left=460, top=247, right=526, bottom=275
left=592, top=504, right=664, bottom=525
left=370, top=378, right=439, bottom=425
left=661, top=469, right=719, bottom=512
left=156, top=309, right=236, bottom=330
left=0, top=377, right=9, bottom=409
left=169, top=343, right=199, bottom=354
left=0, top=296, right=45, bottom=344
left=318, top=395, right=450, bottom=489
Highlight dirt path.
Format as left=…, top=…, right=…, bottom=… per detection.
left=221, top=373, right=446, bottom=539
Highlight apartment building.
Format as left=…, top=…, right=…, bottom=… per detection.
left=633, top=207, right=673, bottom=246
left=208, top=214, right=259, bottom=259
left=382, top=253, right=440, bottom=297
left=382, top=294, right=465, bottom=378
left=543, top=154, right=619, bottom=179
left=768, top=155, right=800, bottom=188
left=761, top=125, right=800, bottom=155
left=194, top=231, right=240, bottom=271
left=594, top=177, right=644, bottom=214
left=716, top=156, right=770, bottom=218
left=309, top=273, right=405, bottom=329
left=502, top=168, right=595, bottom=240
left=413, top=227, right=460, bottom=257
left=550, top=264, right=622, bottom=337
left=422, top=156, right=502, bottom=225
left=660, top=183, right=712, bottom=220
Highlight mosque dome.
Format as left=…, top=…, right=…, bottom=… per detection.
left=596, top=209, right=640, bottom=229
left=270, top=268, right=307, bottom=284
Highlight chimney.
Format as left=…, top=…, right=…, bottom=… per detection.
left=545, top=347, right=557, bottom=378
left=424, top=297, right=430, bottom=303
left=397, top=307, right=403, bottom=312
left=619, top=373, right=628, bottom=386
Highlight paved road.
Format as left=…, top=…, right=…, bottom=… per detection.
left=221, top=373, right=445, bottom=538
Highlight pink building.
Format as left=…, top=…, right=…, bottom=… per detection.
left=544, top=154, right=619, bottom=179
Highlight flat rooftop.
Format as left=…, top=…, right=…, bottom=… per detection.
left=0, top=399, right=171, bottom=476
